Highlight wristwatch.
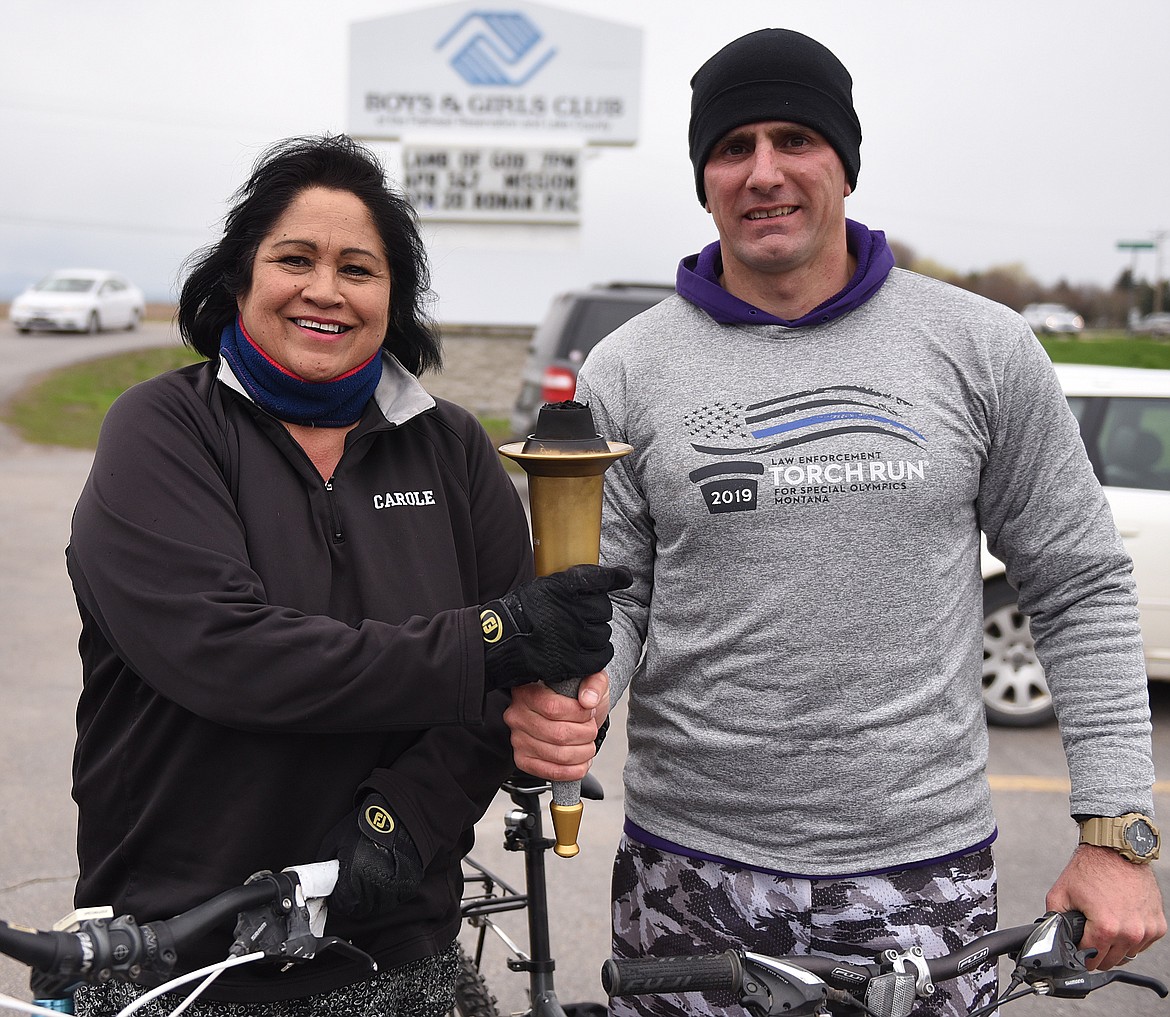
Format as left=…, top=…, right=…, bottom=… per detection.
left=1078, top=813, right=1161, bottom=863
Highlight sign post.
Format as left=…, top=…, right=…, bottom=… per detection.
left=1117, top=240, right=1157, bottom=327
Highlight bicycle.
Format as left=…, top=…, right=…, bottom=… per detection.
left=599, top=909, right=1168, bottom=1017
left=453, top=770, right=607, bottom=1017
left=0, top=860, right=365, bottom=1016
left=0, top=769, right=603, bottom=1017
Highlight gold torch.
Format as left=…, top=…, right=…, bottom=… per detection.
left=499, top=401, right=632, bottom=857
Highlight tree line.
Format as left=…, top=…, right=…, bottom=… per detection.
left=888, top=240, right=1169, bottom=329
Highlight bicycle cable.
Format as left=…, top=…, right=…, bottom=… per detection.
left=164, top=968, right=230, bottom=1017
left=114, top=952, right=266, bottom=1017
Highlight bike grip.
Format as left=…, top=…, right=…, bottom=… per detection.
left=1063, top=910, right=1086, bottom=943
left=0, top=923, right=82, bottom=973
left=602, top=951, right=743, bottom=997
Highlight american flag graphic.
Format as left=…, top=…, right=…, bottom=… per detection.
left=683, top=385, right=926, bottom=457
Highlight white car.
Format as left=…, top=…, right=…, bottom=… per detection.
left=982, top=363, right=1170, bottom=724
left=1141, top=312, right=1170, bottom=337
left=9, top=269, right=146, bottom=334
left=1021, top=302, right=1084, bottom=334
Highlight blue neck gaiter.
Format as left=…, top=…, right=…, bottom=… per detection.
left=218, top=316, right=383, bottom=427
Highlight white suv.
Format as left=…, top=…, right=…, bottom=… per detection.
left=982, top=363, right=1170, bottom=724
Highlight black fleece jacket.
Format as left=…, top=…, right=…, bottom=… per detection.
left=66, top=356, right=533, bottom=1001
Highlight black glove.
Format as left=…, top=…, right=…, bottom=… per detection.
left=480, top=563, right=633, bottom=692
left=319, top=792, right=424, bottom=920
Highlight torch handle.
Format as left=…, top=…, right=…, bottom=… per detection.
left=552, top=779, right=583, bottom=807
left=546, top=675, right=584, bottom=806
left=545, top=675, right=585, bottom=856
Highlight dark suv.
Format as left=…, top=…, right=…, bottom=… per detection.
left=510, top=282, right=674, bottom=438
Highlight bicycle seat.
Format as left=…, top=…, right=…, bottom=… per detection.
left=507, top=768, right=605, bottom=800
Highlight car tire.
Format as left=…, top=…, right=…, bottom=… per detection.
left=127, top=309, right=140, bottom=331
left=981, top=577, right=1055, bottom=726
left=86, top=311, right=101, bottom=334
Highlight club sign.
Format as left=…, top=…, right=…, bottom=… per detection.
left=348, top=1, right=642, bottom=144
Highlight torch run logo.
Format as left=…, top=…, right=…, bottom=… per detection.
left=684, top=385, right=930, bottom=513
left=436, top=10, right=557, bottom=85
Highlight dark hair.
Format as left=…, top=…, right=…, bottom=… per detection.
left=177, top=134, right=441, bottom=375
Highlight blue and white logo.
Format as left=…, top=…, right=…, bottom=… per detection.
left=436, top=10, right=556, bottom=86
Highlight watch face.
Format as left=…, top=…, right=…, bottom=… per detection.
left=1124, top=819, right=1157, bottom=857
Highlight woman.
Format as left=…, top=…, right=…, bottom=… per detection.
left=66, top=135, right=628, bottom=1016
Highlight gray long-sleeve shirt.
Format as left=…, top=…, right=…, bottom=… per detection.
left=577, top=267, right=1153, bottom=876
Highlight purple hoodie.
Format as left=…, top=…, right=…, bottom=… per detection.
left=675, top=219, right=895, bottom=327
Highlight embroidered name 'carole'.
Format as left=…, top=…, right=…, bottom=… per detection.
left=373, top=491, right=437, bottom=509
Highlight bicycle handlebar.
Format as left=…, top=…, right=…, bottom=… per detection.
left=0, top=862, right=365, bottom=1003
left=601, top=911, right=1167, bottom=1017
left=0, top=874, right=291, bottom=996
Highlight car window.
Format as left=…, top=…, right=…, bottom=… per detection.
left=559, top=295, right=666, bottom=363
left=39, top=277, right=96, bottom=293
left=1098, top=397, right=1170, bottom=491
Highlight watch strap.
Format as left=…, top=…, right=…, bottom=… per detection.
left=1078, top=813, right=1161, bottom=863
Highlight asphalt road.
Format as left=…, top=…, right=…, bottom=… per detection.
left=0, top=319, right=1166, bottom=1014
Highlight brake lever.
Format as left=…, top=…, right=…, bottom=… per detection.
left=317, top=935, right=379, bottom=970
left=1046, top=967, right=1168, bottom=999
left=230, top=870, right=375, bottom=972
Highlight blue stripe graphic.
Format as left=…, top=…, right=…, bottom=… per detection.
left=751, top=412, right=926, bottom=441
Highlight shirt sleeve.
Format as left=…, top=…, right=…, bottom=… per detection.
left=575, top=358, right=652, bottom=705
left=977, top=331, right=1155, bottom=816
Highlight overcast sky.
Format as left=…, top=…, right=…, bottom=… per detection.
left=3, top=0, right=1169, bottom=325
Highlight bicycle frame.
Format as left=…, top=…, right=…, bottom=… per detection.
left=459, top=773, right=603, bottom=1017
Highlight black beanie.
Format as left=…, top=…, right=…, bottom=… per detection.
left=688, top=28, right=862, bottom=205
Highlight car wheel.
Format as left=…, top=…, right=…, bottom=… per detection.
left=981, top=577, right=1055, bottom=726
left=86, top=311, right=101, bottom=334
left=127, top=309, right=140, bottom=331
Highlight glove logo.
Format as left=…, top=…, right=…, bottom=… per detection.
left=365, top=804, right=396, bottom=835
left=480, top=608, right=504, bottom=644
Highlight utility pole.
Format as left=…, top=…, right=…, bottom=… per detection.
left=1153, top=230, right=1169, bottom=314
left=1116, top=239, right=1155, bottom=328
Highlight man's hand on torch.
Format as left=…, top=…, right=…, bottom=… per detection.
left=505, top=671, right=611, bottom=782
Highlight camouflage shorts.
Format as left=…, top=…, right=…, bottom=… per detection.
left=611, top=835, right=998, bottom=1017
left=73, top=940, right=458, bottom=1017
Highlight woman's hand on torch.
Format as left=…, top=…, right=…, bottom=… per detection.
left=505, top=670, right=611, bottom=782
left=480, top=564, right=632, bottom=692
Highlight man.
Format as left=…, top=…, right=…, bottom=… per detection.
left=505, top=27, right=1165, bottom=1017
